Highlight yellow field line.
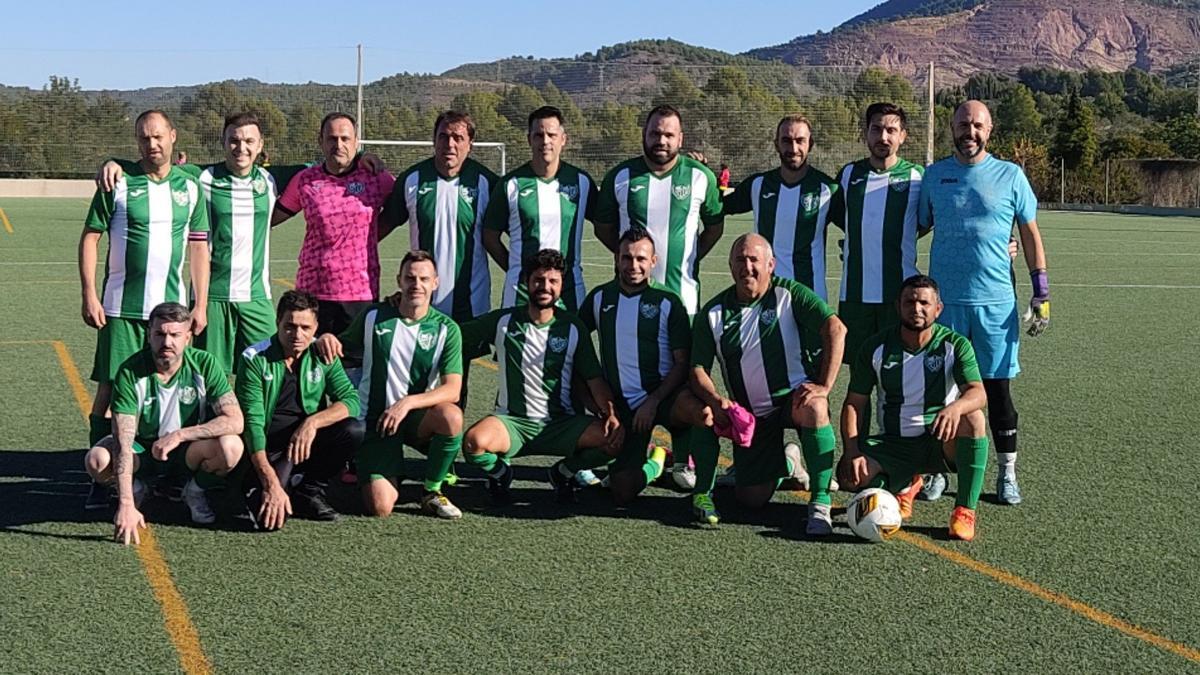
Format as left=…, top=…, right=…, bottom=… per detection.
left=273, top=277, right=295, bottom=289
left=0, top=207, right=13, bottom=234
left=50, top=340, right=213, bottom=675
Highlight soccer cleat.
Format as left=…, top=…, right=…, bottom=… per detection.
left=806, top=502, right=833, bottom=536
left=996, top=474, right=1022, bottom=505
left=291, top=487, right=338, bottom=521
left=781, top=442, right=809, bottom=490
left=84, top=481, right=112, bottom=511
left=949, top=505, right=977, bottom=541
left=672, top=462, right=697, bottom=490
left=182, top=478, right=216, bottom=525
left=692, top=493, right=720, bottom=525
left=420, top=491, right=463, bottom=520
left=486, top=462, right=514, bottom=505
left=896, top=474, right=924, bottom=521
left=548, top=461, right=577, bottom=504
left=574, top=468, right=601, bottom=487
left=918, top=472, right=947, bottom=501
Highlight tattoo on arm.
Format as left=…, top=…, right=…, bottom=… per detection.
left=113, top=412, right=137, bottom=482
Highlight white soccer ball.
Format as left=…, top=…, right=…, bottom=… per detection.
left=846, top=488, right=903, bottom=542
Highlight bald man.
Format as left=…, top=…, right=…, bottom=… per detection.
left=687, top=233, right=846, bottom=533
left=917, top=100, right=1050, bottom=506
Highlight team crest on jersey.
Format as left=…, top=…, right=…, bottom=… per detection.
left=179, top=386, right=198, bottom=405
left=307, top=367, right=323, bottom=384
left=672, top=184, right=691, bottom=201
left=801, top=193, right=819, bottom=213
left=639, top=302, right=660, bottom=319
left=759, top=308, right=777, bottom=327
left=347, top=181, right=365, bottom=195
left=924, top=354, right=945, bottom=372
left=172, top=189, right=189, bottom=206
left=889, top=175, right=909, bottom=193
left=548, top=336, right=568, bottom=353
left=559, top=184, right=579, bottom=202
left=459, top=185, right=477, bottom=205
left=252, top=177, right=267, bottom=195
left=418, top=331, right=435, bottom=351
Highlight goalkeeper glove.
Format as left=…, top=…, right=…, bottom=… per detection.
left=1023, top=268, right=1050, bottom=337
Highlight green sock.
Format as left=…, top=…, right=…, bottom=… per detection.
left=670, top=427, right=691, bottom=466
left=641, top=448, right=666, bottom=485
left=777, top=453, right=796, bottom=489
left=691, top=427, right=720, bottom=495
left=955, top=436, right=990, bottom=509
left=423, top=433, right=462, bottom=493
left=465, top=450, right=499, bottom=474
left=564, top=447, right=611, bottom=473
left=193, top=469, right=224, bottom=490
left=801, top=425, right=836, bottom=506
left=868, top=474, right=888, bottom=490
left=88, top=414, right=108, bottom=446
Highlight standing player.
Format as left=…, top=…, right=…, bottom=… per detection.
left=315, top=251, right=465, bottom=519
left=838, top=275, right=990, bottom=541
left=918, top=100, right=1050, bottom=505
left=483, top=106, right=596, bottom=311
left=580, top=227, right=712, bottom=505
left=84, top=303, right=243, bottom=542
left=78, top=110, right=210, bottom=461
left=594, top=104, right=724, bottom=489
left=689, top=234, right=846, bottom=533
left=459, top=249, right=624, bottom=505
left=271, top=112, right=396, bottom=350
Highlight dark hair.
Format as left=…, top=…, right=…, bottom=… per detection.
left=527, top=106, right=565, bottom=133
left=522, top=248, right=565, bottom=283
left=276, top=289, right=320, bottom=321
left=400, top=249, right=437, bottom=274
left=149, top=302, right=191, bottom=329
left=900, top=274, right=940, bottom=296
left=135, top=109, right=174, bottom=130
left=223, top=112, right=262, bottom=135
left=618, top=226, right=655, bottom=252
left=434, top=110, right=476, bottom=141
left=644, top=104, right=682, bottom=131
left=319, top=112, right=356, bottom=137
left=863, top=102, right=908, bottom=132
left=776, top=114, right=813, bottom=145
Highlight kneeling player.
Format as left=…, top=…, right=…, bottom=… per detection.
left=317, top=251, right=465, bottom=519
left=580, top=227, right=712, bottom=505
left=837, top=275, right=989, bottom=541
left=690, top=234, right=846, bottom=534
left=84, top=303, right=244, bottom=544
left=461, top=249, right=624, bottom=505
left=237, top=290, right=365, bottom=529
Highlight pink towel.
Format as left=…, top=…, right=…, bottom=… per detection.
left=714, top=402, right=756, bottom=447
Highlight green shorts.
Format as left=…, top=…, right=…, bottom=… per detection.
left=861, top=434, right=952, bottom=493
left=732, top=408, right=792, bottom=488
left=91, top=317, right=148, bottom=383
left=839, top=300, right=900, bottom=365
left=198, top=298, right=276, bottom=374
left=356, top=409, right=429, bottom=481
left=496, top=414, right=595, bottom=460
left=611, top=390, right=681, bottom=474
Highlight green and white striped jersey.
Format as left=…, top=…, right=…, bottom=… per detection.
left=338, top=302, right=463, bottom=423
left=85, top=165, right=209, bottom=320
left=110, top=347, right=231, bottom=447
left=723, top=167, right=843, bottom=301
left=848, top=323, right=980, bottom=437
left=461, top=307, right=602, bottom=422
left=836, top=158, right=923, bottom=304
left=389, top=158, right=499, bottom=321
left=595, top=155, right=723, bottom=315
left=199, top=164, right=278, bottom=303
left=580, top=280, right=690, bottom=410
left=484, top=161, right=597, bottom=311
left=692, top=276, right=834, bottom=417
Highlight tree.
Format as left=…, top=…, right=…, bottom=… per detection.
left=964, top=72, right=1015, bottom=101
left=1053, top=92, right=1098, bottom=169
left=994, top=84, right=1042, bottom=143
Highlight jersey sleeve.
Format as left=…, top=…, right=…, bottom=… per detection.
left=459, top=310, right=502, bottom=361
left=578, top=288, right=599, bottom=332
left=275, top=168, right=305, bottom=216
left=593, top=168, right=619, bottom=225
left=110, top=363, right=140, bottom=416
left=700, top=168, right=723, bottom=226
left=375, top=171, right=397, bottom=208
left=1012, top=167, right=1038, bottom=226
left=826, top=180, right=846, bottom=232
left=187, top=181, right=209, bottom=236
left=691, top=310, right=717, bottom=371
left=583, top=172, right=600, bottom=221
left=336, top=304, right=371, bottom=353
left=666, top=295, right=691, bottom=352
left=176, top=163, right=202, bottom=179
left=84, top=187, right=115, bottom=232
left=917, top=167, right=934, bottom=231
left=382, top=178, right=411, bottom=228
left=573, top=323, right=603, bottom=380
left=950, top=333, right=983, bottom=385
left=847, top=337, right=880, bottom=396
left=721, top=178, right=753, bottom=215
left=234, top=355, right=268, bottom=453
left=199, top=351, right=232, bottom=401
left=440, top=321, right=464, bottom=377
left=786, top=278, right=836, bottom=333
left=324, top=358, right=360, bottom=418
left=483, top=178, right=510, bottom=232
left=266, top=164, right=308, bottom=192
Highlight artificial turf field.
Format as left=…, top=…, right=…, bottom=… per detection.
left=1, top=197, right=1198, bottom=673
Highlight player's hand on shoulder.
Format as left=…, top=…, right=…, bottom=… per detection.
left=315, top=333, right=343, bottom=364
left=359, top=152, right=387, bottom=175
left=96, top=160, right=124, bottom=193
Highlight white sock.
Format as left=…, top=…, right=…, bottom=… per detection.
left=997, top=452, right=1017, bottom=480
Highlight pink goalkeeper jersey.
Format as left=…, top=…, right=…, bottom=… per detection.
left=277, top=162, right=396, bottom=301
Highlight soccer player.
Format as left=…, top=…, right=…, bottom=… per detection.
left=580, top=227, right=712, bottom=505
left=78, top=110, right=210, bottom=459
left=236, top=290, right=365, bottom=529
left=315, top=251, right=465, bottom=519
left=918, top=100, right=1050, bottom=506
left=722, top=115, right=844, bottom=302
left=594, top=104, right=724, bottom=489
left=483, top=105, right=597, bottom=311
left=272, top=112, right=396, bottom=354
left=381, top=110, right=499, bottom=323
left=84, top=303, right=243, bottom=544
left=838, top=275, right=990, bottom=541
left=459, top=249, right=624, bottom=505
left=688, top=234, right=846, bottom=534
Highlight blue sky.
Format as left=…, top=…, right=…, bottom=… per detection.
left=0, top=0, right=880, bottom=90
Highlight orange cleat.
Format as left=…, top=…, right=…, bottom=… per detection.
left=949, top=505, right=977, bottom=541
left=895, top=474, right=923, bottom=521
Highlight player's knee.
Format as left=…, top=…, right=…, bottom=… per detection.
left=84, top=445, right=112, bottom=479
left=960, top=410, right=988, bottom=438
left=463, top=427, right=485, bottom=457
left=430, top=403, right=463, bottom=436
left=794, top=397, right=829, bottom=427
left=216, top=434, right=244, bottom=469
left=362, top=481, right=397, bottom=517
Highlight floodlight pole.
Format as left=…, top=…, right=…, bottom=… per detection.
left=926, top=62, right=935, bottom=166
left=356, top=44, right=365, bottom=139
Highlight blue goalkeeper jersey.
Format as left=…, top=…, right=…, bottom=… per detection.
left=918, top=153, right=1037, bottom=305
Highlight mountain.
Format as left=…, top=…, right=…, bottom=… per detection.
left=745, top=0, right=1200, bottom=82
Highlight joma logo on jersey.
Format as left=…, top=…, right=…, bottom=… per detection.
left=639, top=302, right=659, bottom=319
left=459, top=185, right=477, bottom=204
left=924, top=354, right=945, bottom=372
left=801, top=193, right=819, bottom=212
left=559, top=184, right=579, bottom=202
left=759, top=308, right=777, bottom=327
left=672, top=184, right=691, bottom=201
left=519, top=187, right=535, bottom=198
left=629, top=184, right=646, bottom=193
left=889, top=175, right=909, bottom=193
left=252, top=177, right=267, bottom=195
left=418, top=332, right=435, bottom=350
left=548, top=336, right=568, bottom=353
left=347, top=181, right=365, bottom=195
left=171, top=189, right=189, bottom=206
left=179, top=386, right=198, bottom=405
left=761, top=191, right=777, bottom=200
